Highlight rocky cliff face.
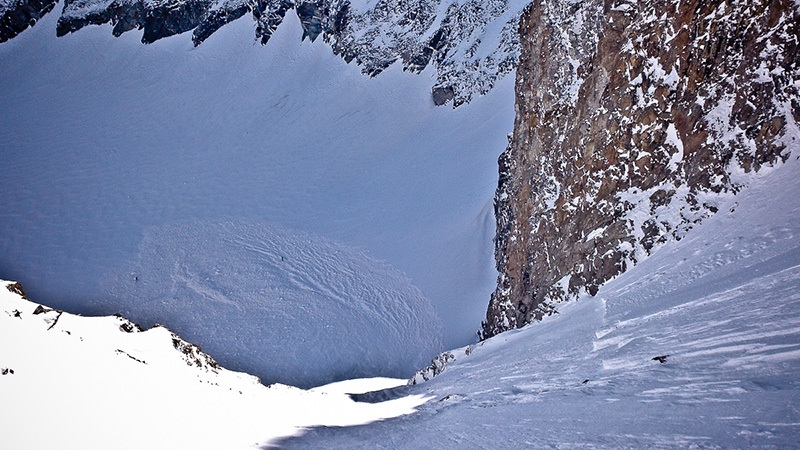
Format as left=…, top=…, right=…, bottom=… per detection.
left=0, top=0, right=57, bottom=41
left=1, top=0, right=531, bottom=106
left=482, top=0, right=800, bottom=338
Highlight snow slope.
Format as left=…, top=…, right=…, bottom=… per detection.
left=102, top=219, right=442, bottom=387
left=4, top=149, right=796, bottom=450
left=279, top=147, right=800, bottom=446
left=0, top=281, right=429, bottom=449
left=0, top=8, right=515, bottom=386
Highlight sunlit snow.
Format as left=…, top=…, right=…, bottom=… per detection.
left=0, top=284, right=429, bottom=449
left=2, top=2, right=799, bottom=448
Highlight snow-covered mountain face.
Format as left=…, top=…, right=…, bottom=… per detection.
left=0, top=6, right=516, bottom=387
left=482, top=0, right=800, bottom=337
left=280, top=134, right=800, bottom=449
left=1, top=0, right=530, bottom=106
left=0, top=280, right=429, bottom=449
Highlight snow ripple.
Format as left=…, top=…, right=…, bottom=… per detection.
left=101, top=219, right=443, bottom=388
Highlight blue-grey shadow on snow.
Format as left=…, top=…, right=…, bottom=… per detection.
left=100, top=219, right=443, bottom=388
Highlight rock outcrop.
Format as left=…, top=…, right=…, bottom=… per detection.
left=482, top=0, right=800, bottom=338
left=0, top=0, right=57, bottom=41
left=1, top=0, right=531, bottom=106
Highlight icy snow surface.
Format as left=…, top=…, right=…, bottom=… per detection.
left=280, top=153, right=800, bottom=446
left=0, top=9, right=515, bottom=386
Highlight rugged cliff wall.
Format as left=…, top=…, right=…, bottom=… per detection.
left=0, top=0, right=530, bottom=106
left=0, top=0, right=56, bottom=41
left=483, top=0, right=800, bottom=338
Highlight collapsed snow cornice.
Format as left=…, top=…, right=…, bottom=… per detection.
left=0, top=0, right=531, bottom=106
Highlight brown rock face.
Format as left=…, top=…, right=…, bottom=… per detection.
left=482, top=0, right=800, bottom=338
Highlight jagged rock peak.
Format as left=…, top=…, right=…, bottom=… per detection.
left=1, top=0, right=533, bottom=106
left=0, top=0, right=57, bottom=41
left=482, top=0, right=800, bottom=338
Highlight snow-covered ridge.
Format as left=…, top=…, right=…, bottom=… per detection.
left=0, top=0, right=531, bottom=105
left=0, top=8, right=516, bottom=389
left=0, top=279, right=429, bottom=449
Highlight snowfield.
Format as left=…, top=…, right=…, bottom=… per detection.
left=3, top=148, right=797, bottom=448
left=0, top=282, right=429, bottom=449
left=102, top=219, right=443, bottom=388
left=2, top=2, right=800, bottom=448
left=0, top=8, right=515, bottom=386
left=279, top=152, right=800, bottom=447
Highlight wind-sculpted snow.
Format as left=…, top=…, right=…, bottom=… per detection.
left=101, top=220, right=442, bottom=388
left=0, top=0, right=530, bottom=105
